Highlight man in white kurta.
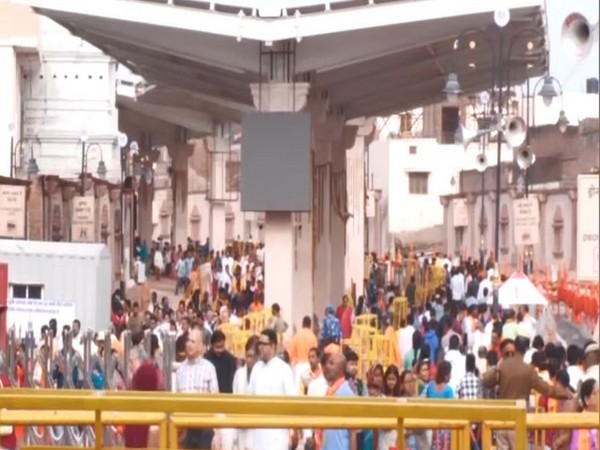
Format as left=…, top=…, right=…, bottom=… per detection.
left=248, top=329, right=296, bottom=450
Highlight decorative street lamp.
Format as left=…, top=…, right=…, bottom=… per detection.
left=538, top=75, right=560, bottom=107
left=557, top=110, right=570, bottom=134
left=26, top=153, right=39, bottom=179
left=79, top=131, right=105, bottom=193
left=444, top=73, right=463, bottom=104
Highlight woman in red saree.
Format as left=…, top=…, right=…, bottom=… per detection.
left=123, top=361, right=162, bottom=448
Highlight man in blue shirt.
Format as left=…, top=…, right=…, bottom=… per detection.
left=321, top=354, right=356, bottom=450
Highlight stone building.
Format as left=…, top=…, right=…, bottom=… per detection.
left=440, top=109, right=599, bottom=272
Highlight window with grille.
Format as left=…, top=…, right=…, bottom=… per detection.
left=10, top=283, right=44, bottom=299
left=408, top=172, right=429, bottom=194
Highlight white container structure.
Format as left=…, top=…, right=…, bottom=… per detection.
left=0, top=239, right=111, bottom=339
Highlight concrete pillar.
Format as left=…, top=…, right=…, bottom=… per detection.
left=123, top=190, right=134, bottom=282
left=168, top=143, right=193, bottom=247
left=206, top=132, right=230, bottom=252
left=344, top=118, right=374, bottom=298
left=137, top=177, right=154, bottom=245
left=27, top=178, right=43, bottom=240
left=137, top=150, right=159, bottom=245
left=249, top=81, right=312, bottom=329
left=313, top=115, right=356, bottom=315
left=0, top=47, right=18, bottom=178
left=329, top=138, right=350, bottom=304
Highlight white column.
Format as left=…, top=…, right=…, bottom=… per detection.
left=207, top=133, right=229, bottom=252
left=329, top=138, right=348, bottom=305
left=168, top=143, right=193, bottom=247
left=0, top=47, right=18, bottom=177
left=344, top=118, right=374, bottom=297
left=210, top=202, right=227, bottom=252
left=250, top=82, right=311, bottom=330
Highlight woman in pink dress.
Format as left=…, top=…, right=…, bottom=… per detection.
left=570, top=378, right=598, bottom=450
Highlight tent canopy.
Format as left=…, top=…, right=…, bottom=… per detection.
left=498, top=271, right=548, bottom=306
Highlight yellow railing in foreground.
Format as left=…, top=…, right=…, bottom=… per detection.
left=0, top=389, right=528, bottom=450
left=0, top=389, right=596, bottom=450
left=481, top=412, right=600, bottom=449
left=169, top=414, right=472, bottom=450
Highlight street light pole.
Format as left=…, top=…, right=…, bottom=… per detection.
left=494, top=29, right=504, bottom=268
left=81, top=140, right=86, bottom=195
left=479, top=171, right=485, bottom=264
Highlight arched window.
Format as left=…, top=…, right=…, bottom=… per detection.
left=552, top=206, right=564, bottom=258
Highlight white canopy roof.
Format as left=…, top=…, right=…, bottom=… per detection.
left=498, top=271, right=548, bottom=306
left=14, top=0, right=548, bottom=120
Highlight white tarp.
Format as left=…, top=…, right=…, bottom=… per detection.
left=498, top=271, right=548, bottom=306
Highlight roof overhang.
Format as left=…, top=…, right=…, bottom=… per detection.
left=14, top=0, right=544, bottom=42
left=15, top=0, right=549, bottom=119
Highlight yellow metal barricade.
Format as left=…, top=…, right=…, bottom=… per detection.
left=354, top=313, right=378, bottom=329
left=481, top=412, right=600, bottom=450
left=0, top=389, right=530, bottom=450
left=349, top=324, right=378, bottom=378
left=243, top=312, right=268, bottom=334
left=231, top=329, right=252, bottom=358
left=218, top=322, right=239, bottom=350
left=370, top=334, right=392, bottom=367
left=5, top=390, right=596, bottom=450
left=169, top=414, right=471, bottom=450
left=0, top=410, right=167, bottom=450
left=392, top=296, right=408, bottom=328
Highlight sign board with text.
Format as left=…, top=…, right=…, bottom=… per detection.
left=72, top=196, right=95, bottom=243
left=7, top=298, right=75, bottom=341
left=452, top=198, right=468, bottom=227
left=0, top=185, right=26, bottom=238
left=513, top=197, right=540, bottom=246
left=577, top=174, right=600, bottom=281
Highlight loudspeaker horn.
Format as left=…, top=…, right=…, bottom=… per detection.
left=561, top=12, right=598, bottom=60
left=503, top=116, right=527, bottom=148
left=475, top=153, right=488, bottom=173
left=517, top=148, right=536, bottom=170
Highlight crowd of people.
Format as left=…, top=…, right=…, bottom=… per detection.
left=1, top=245, right=598, bottom=450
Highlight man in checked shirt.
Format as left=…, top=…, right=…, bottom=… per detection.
left=176, top=327, right=220, bottom=449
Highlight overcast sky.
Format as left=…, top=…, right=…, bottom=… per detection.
left=545, top=0, right=599, bottom=92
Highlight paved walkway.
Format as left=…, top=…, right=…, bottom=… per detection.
left=146, top=279, right=594, bottom=347
left=147, top=277, right=180, bottom=308
left=556, top=317, right=593, bottom=347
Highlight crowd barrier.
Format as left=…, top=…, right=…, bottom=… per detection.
left=0, top=389, right=528, bottom=450
left=1, top=390, right=597, bottom=450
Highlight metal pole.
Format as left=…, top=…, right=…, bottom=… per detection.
left=492, top=30, right=504, bottom=312
left=480, top=171, right=485, bottom=264
left=524, top=78, right=531, bottom=199
left=364, top=144, right=370, bottom=254
left=494, top=30, right=504, bottom=266
left=120, top=151, right=126, bottom=297
left=9, top=136, right=14, bottom=178
left=81, top=141, right=86, bottom=195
